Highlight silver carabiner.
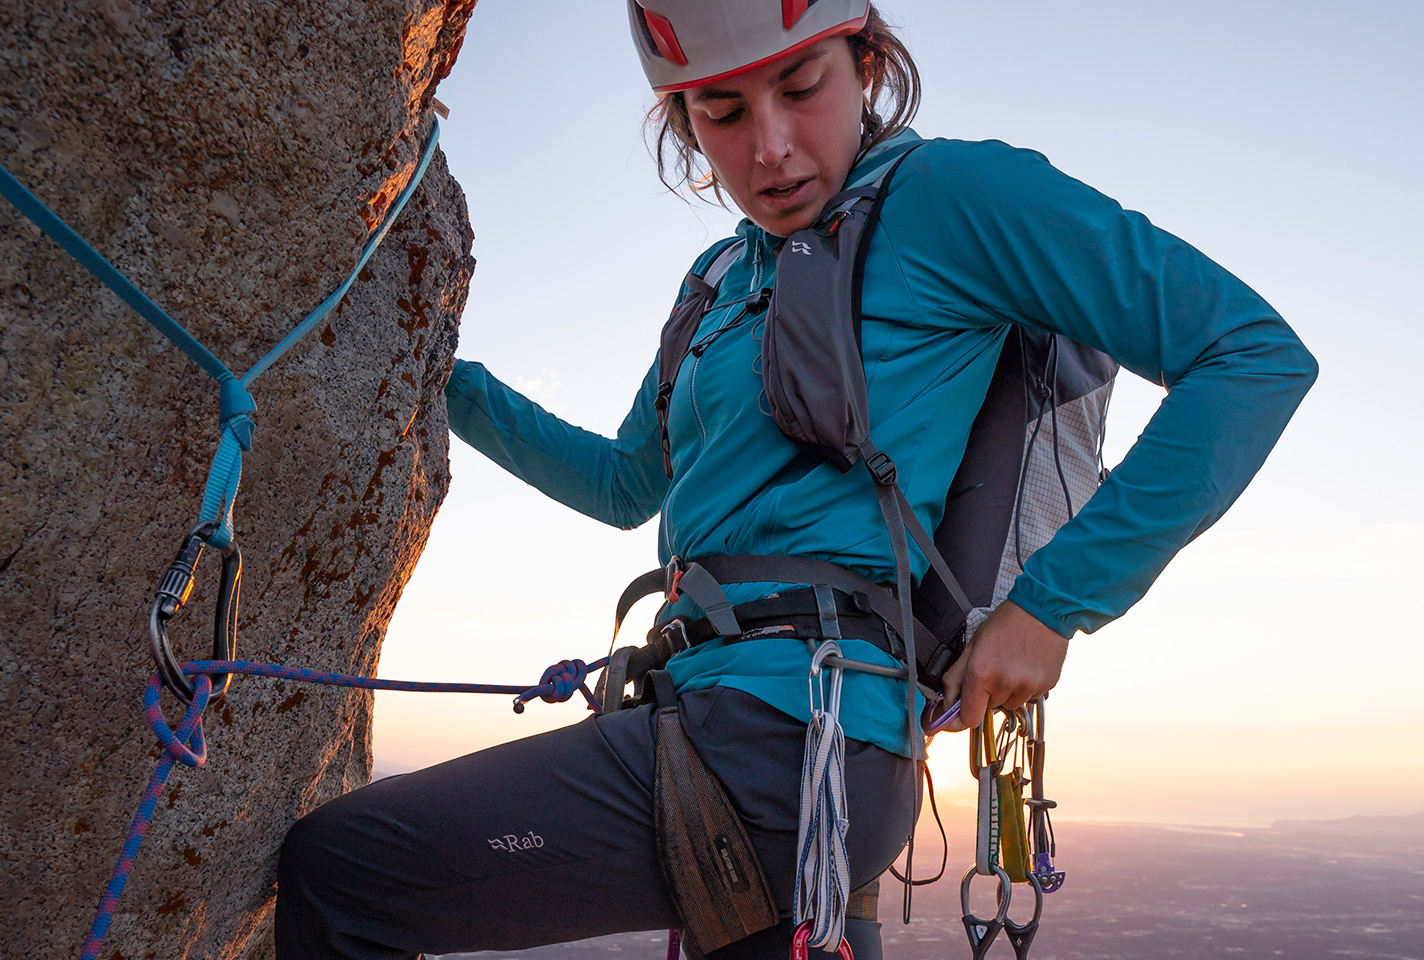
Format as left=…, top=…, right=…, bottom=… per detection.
left=808, top=639, right=845, bottom=716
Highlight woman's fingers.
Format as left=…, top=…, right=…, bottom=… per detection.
left=940, top=601, right=1069, bottom=733
left=946, top=663, right=992, bottom=734
left=939, top=650, right=968, bottom=708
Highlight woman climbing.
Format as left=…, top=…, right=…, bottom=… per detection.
left=275, top=3, right=1316, bottom=958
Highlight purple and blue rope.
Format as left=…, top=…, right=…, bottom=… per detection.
left=80, top=656, right=607, bottom=960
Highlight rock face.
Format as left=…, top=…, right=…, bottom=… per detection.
left=0, top=2, right=476, bottom=957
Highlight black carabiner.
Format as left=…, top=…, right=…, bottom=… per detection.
left=960, top=865, right=1012, bottom=960
left=148, top=522, right=241, bottom=704
left=999, top=873, right=1045, bottom=960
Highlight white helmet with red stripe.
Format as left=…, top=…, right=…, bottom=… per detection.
left=628, top=0, right=872, bottom=94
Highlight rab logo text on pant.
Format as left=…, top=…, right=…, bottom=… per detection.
left=487, top=831, right=544, bottom=852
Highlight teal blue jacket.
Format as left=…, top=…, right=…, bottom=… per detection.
left=445, top=130, right=1317, bottom=756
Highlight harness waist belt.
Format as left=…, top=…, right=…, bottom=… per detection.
left=614, top=588, right=897, bottom=693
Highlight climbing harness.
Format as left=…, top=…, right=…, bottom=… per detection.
left=956, top=700, right=1062, bottom=960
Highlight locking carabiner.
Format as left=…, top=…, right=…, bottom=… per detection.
left=790, top=921, right=853, bottom=960
left=148, top=522, right=241, bottom=704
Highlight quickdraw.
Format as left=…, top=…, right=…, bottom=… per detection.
left=959, top=697, right=1063, bottom=960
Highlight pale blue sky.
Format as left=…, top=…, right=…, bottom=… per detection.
left=374, top=1, right=1424, bottom=825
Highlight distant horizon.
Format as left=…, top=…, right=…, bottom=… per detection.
left=371, top=757, right=1424, bottom=832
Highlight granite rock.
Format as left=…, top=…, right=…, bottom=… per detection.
left=0, top=2, right=476, bottom=956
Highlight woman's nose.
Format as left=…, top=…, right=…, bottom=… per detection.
left=752, top=110, right=794, bottom=167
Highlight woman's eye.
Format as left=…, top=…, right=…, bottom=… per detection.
left=710, top=108, right=743, bottom=126
left=786, top=81, right=821, bottom=100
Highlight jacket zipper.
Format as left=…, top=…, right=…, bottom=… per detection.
left=663, top=234, right=765, bottom=560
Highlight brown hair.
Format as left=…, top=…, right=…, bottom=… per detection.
left=645, top=5, right=922, bottom=203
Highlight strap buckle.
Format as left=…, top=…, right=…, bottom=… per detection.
left=664, top=555, right=685, bottom=603
left=652, top=618, right=691, bottom=662
left=864, top=449, right=897, bottom=486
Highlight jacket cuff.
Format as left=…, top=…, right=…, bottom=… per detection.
left=1005, top=576, right=1085, bottom=640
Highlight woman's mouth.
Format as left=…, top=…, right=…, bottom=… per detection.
left=758, top=178, right=814, bottom=211
left=762, top=179, right=808, bottom=197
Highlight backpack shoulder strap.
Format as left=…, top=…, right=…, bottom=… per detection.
left=654, top=238, right=747, bottom=478
left=760, top=143, right=924, bottom=470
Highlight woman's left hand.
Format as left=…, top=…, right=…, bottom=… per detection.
left=938, top=600, right=1069, bottom=733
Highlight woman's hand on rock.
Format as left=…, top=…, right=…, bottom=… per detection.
left=938, top=600, right=1069, bottom=733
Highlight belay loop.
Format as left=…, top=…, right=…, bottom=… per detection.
left=149, top=522, right=241, bottom=704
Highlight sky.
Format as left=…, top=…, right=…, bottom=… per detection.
left=371, top=0, right=1424, bottom=827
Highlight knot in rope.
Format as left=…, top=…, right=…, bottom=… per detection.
left=218, top=377, right=257, bottom=450
left=143, top=672, right=212, bottom=768
left=537, top=659, right=590, bottom=703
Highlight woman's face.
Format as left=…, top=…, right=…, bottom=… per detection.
left=685, top=37, right=866, bottom=237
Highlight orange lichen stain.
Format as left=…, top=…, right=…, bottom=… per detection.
left=406, top=241, right=430, bottom=286
left=201, top=820, right=229, bottom=837
left=166, top=782, right=182, bottom=809
left=276, top=690, right=306, bottom=714
left=155, top=890, right=189, bottom=915
left=361, top=448, right=399, bottom=503
left=74, top=818, right=92, bottom=834
left=180, top=845, right=201, bottom=867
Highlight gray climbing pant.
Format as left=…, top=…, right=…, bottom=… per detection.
left=276, top=686, right=918, bottom=959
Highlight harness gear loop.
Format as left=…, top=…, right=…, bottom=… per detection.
left=149, top=522, right=241, bottom=704
left=595, top=645, right=637, bottom=714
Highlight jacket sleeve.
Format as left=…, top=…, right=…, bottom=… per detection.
left=903, top=139, right=1319, bottom=637
left=443, top=357, right=669, bottom=530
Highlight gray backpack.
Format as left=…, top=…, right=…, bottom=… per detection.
left=652, top=144, right=1118, bottom=687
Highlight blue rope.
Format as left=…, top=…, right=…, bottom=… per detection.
left=0, top=120, right=442, bottom=547
left=0, top=167, right=235, bottom=384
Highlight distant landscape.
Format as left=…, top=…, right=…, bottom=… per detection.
left=440, top=807, right=1424, bottom=960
